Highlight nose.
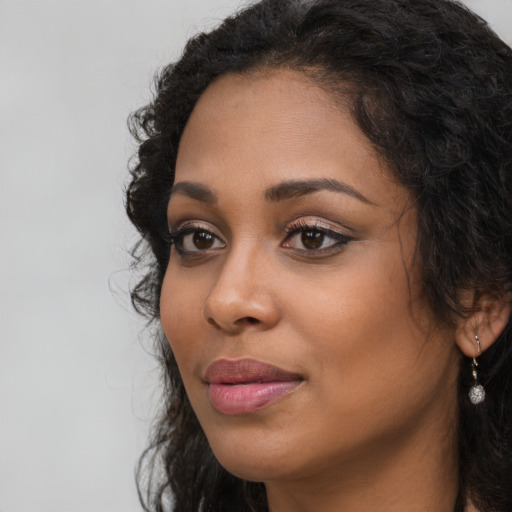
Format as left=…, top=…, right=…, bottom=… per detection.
left=202, top=245, right=281, bottom=334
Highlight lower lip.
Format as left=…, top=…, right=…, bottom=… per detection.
left=208, top=381, right=302, bottom=415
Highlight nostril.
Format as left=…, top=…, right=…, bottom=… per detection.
left=207, top=317, right=222, bottom=330
left=206, top=315, right=260, bottom=331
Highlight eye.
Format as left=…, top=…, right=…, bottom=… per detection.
left=170, top=226, right=225, bottom=255
left=282, top=221, right=352, bottom=254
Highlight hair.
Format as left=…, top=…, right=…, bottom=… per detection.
left=125, top=0, right=512, bottom=510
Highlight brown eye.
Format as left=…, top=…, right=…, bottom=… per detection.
left=282, top=222, right=352, bottom=255
left=171, top=226, right=225, bottom=255
left=193, top=231, right=215, bottom=250
left=301, top=230, right=324, bottom=249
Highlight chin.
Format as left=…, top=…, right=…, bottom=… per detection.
left=204, top=425, right=304, bottom=482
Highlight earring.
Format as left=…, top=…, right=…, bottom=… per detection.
left=468, top=334, right=486, bottom=405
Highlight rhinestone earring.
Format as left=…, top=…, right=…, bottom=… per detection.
left=468, top=334, right=485, bottom=405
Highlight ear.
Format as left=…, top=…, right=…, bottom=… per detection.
left=455, top=292, right=511, bottom=357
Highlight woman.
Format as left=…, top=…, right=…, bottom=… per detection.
left=126, top=0, right=512, bottom=510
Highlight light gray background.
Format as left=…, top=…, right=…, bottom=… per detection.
left=0, top=1, right=510, bottom=511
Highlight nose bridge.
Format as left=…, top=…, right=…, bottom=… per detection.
left=203, top=238, right=278, bottom=331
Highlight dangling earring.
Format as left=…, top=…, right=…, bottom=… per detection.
left=468, top=333, right=486, bottom=405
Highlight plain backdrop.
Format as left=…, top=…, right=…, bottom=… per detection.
left=0, top=1, right=510, bottom=511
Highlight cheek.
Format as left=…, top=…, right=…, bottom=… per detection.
left=290, top=239, right=412, bottom=346
left=285, top=238, right=444, bottom=415
left=159, top=268, right=206, bottom=375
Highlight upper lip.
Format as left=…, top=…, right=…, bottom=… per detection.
left=204, top=358, right=303, bottom=384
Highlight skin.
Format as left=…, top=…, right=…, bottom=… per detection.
left=160, top=69, right=464, bottom=511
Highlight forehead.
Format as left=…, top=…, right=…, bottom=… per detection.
left=175, top=69, right=403, bottom=207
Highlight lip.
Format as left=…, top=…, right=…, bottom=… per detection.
left=204, top=358, right=304, bottom=415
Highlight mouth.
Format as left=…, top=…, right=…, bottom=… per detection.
left=204, top=358, right=304, bottom=415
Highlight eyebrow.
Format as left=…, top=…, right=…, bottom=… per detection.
left=169, top=177, right=373, bottom=205
left=265, top=178, right=374, bottom=204
left=169, top=181, right=218, bottom=204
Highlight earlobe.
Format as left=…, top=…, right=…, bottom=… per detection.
left=455, top=293, right=512, bottom=357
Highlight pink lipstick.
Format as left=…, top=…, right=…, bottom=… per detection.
left=205, top=358, right=303, bottom=415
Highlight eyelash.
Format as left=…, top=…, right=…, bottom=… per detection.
left=168, top=220, right=353, bottom=258
left=169, top=226, right=225, bottom=257
left=282, top=220, right=353, bottom=256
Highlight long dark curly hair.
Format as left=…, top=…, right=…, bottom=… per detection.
left=125, top=0, right=512, bottom=510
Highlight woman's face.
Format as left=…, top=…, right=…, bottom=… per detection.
left=160, top=70, right=460, bottom=485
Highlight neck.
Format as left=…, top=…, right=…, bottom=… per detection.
left=265, top=400, right=459, bottom=512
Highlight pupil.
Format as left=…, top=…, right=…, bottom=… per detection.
left=302, top=230, right=323, bottom=249
left=193, top=231, right=214, bottom=249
